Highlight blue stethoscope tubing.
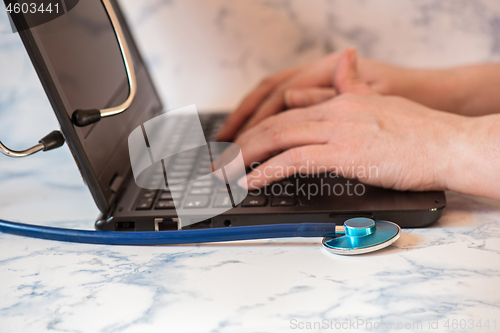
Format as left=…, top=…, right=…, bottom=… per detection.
left=0, top=219, right=338, bottom=245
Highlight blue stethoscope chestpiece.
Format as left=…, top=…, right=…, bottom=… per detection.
left=322, top=218, right=401, bottom=255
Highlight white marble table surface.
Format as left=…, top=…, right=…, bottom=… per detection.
left=1, top=1, right=500, bottom=332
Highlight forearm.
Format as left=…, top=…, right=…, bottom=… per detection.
left=401, top=64, right=500, bottom=117
left=443, top=113, right=500, bottom=200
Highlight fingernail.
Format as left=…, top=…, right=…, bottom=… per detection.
left=346, top=48, right=358, bottom=66
left=237, top=176, right=249, bottom=190
left=345, top=47, right=356, bottom=57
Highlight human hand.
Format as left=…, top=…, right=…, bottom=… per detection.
left=217, top=49, right=415, bottom=141
left=234, top=49, right=470, bottom=194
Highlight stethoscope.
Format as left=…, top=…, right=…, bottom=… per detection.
left=0, top=218, right=401, bottom=255
left=0, top=0, right=402, bottom=255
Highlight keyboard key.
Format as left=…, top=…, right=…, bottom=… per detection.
left=193, top=167, right=212, bottom=177
left=155, top=200, right=178, bottom=209
left=146, top=179, right=166, bottom=188
left=167, top=184, right=186, bottom=192
left=142, top=190, right=157, bottom=199
left=149, top=174, right=165, bottom=182
left=272, top=188, right=295, bottom=197
left=213, top=194, right=233, bottom=208
left=160, top=191, right=183, bottom=200
left=160, top=193, right=172, bottom=200
left=242, top=196, right=267, bottom=207
left=192, top=180, right=214, bottom=187
left=198, top=161, right=213, bottom=168
left=272, top=181, right=295, bottom=196
left=217, top=185, right=229, bottom=192
left=168, top=171, right=191, bottom=178
left=184, top=195, right=210, bottom=208
left=166, top=177, right=188, bottom=184
left=136, top=197, right=154, bottom=210
left=175, top=157, right=196, bottom=164
left=177, top=150, right=198, bottom=158
left=171, top=164, right=194, bottom=172
left=190, top=188, right=212, bottom=195
left=271, top=197, right=296, bottom=207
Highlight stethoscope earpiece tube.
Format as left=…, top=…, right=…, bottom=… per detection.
left=39, top=131, right=66, bottom=151
left=71, top=0, right=137, bottom=127
left=0, top=130, right=65, bottom=158
left=72, top=109, right=102, bottom=127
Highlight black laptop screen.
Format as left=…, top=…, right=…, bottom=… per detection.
left=15, top=0, right=163, bottom=212
left=31, top=0, right=128, bottom=138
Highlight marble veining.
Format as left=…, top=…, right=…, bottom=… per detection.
left=1, top=0, right=500, bottom=332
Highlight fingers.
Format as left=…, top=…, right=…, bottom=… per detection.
left=284, top=88, right=337, bottom=108
left=217, top=66, right=303, bottom=141
left=233, top=107, right=328, bottom=153
left=236, top=53, right=341, bottom=137
left=333, top=48, right=376, bottom=96
left=236, top=121, right=335, bottom=168
left=219, top=49, right=374, bottom=142
left=238, top=144, right=335, bottom=189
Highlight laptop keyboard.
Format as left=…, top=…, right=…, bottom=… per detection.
left=134, top=113, right=298, bottom=211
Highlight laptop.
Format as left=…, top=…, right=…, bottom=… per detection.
left=10, top=0, right=446, bottom=232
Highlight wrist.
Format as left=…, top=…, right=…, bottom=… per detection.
left=440, top=114, right=500, bottom=200
left=436, top=113, right=473, bottom=192
left=394, top=67, right=464, bottom=113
